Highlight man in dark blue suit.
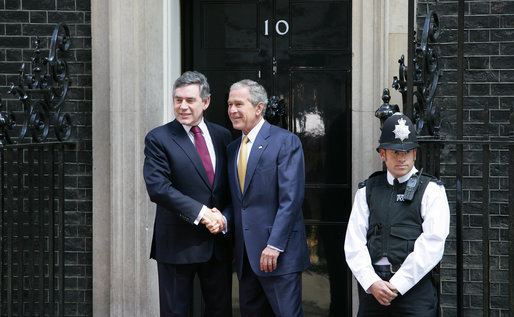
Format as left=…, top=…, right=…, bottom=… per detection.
left=227, top=79, right=311, bottom=317
left=143, top=71, right=233, bottom=317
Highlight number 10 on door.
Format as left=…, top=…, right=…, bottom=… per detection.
left=264, top=19, right=289, bottom=36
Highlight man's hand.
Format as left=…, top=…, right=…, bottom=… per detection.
left=260, top=246, right=280, bottom=273
left=211, top=208, right=226, bottom=232
left=201, top=207, right=226, bottom=234
left=369, top=280, right=398, bottom=306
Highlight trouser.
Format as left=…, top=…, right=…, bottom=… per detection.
left=157, top=256, right=232, bottom=317
left=239, top=249, right=304, bottom=317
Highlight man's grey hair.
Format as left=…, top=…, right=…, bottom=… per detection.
left=173, top=71, right=211, bottom=101
left=230, top=79, right=268, bottom=113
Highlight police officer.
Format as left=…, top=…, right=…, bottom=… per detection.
left=344, top=113, right=450, bottom=316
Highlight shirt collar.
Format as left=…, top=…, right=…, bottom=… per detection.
left=387, top=166, right=418, bottom=185
left=242, top=118, right=265, bottom=143
left=182, top=118, right=207, bottom=135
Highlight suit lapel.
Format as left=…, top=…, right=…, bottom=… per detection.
left=243, top=121, right=270, bottom=195
left=168, top=120, right=211, bottom=188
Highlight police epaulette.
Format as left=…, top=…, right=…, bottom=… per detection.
left=358, top=171, right=386, bottom=189
left=422, top=173, right=444, bottom=186
left=369, top=171, right=386, bottom=179
left=430, top=177, right=444, bottom=186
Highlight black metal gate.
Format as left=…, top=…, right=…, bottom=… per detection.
left=416, top=129, right=514, bottom=317
left=0, top=23, right=73, bottom=317
left=0, top=143, right=67, bottom=317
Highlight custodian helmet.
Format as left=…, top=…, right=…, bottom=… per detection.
left=376, top=113, right=419, bottom=152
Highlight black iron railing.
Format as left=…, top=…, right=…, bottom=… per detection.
left=1, top=143, right=69, bottom=317
left=417, top=133, right=514, bottom=317
left=0, top=22, right=73, bottom=317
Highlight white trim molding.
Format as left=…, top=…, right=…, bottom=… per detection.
left=92, top=0, right=181, bottom=315
left=351, top=0, right=408, bottom=315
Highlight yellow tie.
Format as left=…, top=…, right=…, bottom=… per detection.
left=238, top=136, right=249, bottom=194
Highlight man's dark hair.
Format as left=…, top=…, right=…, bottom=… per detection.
left=173, top=71, right=211, bottom=101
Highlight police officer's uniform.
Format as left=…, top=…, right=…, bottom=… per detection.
left=344, top=113, right=450, bottom=317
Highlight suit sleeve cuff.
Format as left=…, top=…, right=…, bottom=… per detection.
left=194, top=205, right=208, bottom=225
left=267, top=244, right=284, bottom=252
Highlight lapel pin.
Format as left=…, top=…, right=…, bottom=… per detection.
left=258, top=145, right=263, bottom=149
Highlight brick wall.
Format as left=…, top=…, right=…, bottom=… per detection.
left=417, top=1, right=513, bottom=316
left=0, top=0, right=92, bottom=316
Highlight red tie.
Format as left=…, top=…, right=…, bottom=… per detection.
left=191, top=126, right=214, bottom=186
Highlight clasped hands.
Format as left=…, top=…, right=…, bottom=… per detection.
left=369, top=280, right=399, bottom=306
left=201, top=207, right=226, bottom=234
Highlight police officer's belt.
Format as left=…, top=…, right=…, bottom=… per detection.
left=373, top=264, right=401, bottom=274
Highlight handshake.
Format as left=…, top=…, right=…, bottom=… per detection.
left=201, top=207, right=226, bottom=234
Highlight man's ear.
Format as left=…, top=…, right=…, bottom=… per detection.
left=256, top=102, right=264, bottom=116
left=379, top=149, right=386, bottom=163
left=202, top=96, right=211, bottom=111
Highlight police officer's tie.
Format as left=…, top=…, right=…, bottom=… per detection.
left=238, top=136, right=249, bottom=194
left=191, top=126, right=214, bottom=186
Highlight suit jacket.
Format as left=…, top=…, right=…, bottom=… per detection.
left=143, top=119, right=232, bottom=264
left=227, top=120, right=311, bottom=278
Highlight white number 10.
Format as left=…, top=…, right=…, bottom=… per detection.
left=264, top=19, right=289, bottom=36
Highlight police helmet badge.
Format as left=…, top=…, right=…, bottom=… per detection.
left=376, top=113, right=419, bottom=152
left=393, top=117, right=411, bottom=142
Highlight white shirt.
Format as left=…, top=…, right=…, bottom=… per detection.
left=182, top=119, right=216, bottom=172
left=236, top=117, right=265, bottom=163
left=181, top=119, right=216, bottom=225
left=344, top=167, right=450, bottom=295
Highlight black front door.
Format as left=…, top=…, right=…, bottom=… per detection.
left=183, top=1, right=352, bottom=315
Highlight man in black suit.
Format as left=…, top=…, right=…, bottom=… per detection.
left=143, top=71, right=233, bottom=317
